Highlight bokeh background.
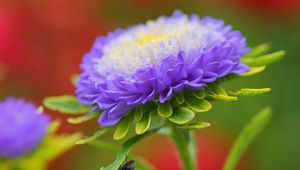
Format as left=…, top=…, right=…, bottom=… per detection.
left=1, top=0, right=300, bottom=170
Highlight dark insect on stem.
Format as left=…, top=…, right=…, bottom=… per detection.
left=118, top=157, right=135, bottom=170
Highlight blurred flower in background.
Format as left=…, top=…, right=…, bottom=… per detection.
left=0, top=98, right=49, bottom=158
left=1, top=0, right=299, bottom=170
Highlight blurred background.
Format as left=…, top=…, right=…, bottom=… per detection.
left=1, top=0, right=299, bottom=170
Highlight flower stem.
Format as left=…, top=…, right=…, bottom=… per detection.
left=170, top=125, right=197, bottom=170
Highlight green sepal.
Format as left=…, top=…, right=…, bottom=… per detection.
left=157, top=102, right=172, bottom=118
left=243, top=43, right=271, bottom=58
left=184, top=93, right=212, bottom=112
left=113, top=115, right=132, bottom=140
left=206, top=94, right=238, bottom=101
left=193, top=89, right=206, bottom=99
left=135, top=111, right=152, bottom=135
left=134, top=107, right=143, bottom=121
left=206, top=83, right=238, bottom=101
left=242, top=51, right=285, bottom=67
left=174, top=94, right=185, bottom=104
left=76, top=128, right=109, bottom=145
left=168, top=107, right=195, bottom=125
left=240, top=66, right=266, bottom=77
left=230, top=88, right=271, bottom=97
left=178, top=122, right=211, bottom=130
left=208, top=83, right=227, bottom=95
left=43, top=95, right=90, bottom=114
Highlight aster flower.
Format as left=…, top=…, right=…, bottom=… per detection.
left=43, top=10, right=284, bottom=170
left=0, top=98, right=49, bottom=158
left=76, top=10, right=250, bottom=127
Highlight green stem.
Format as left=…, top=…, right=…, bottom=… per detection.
left=170, top=125, right=197, bottom=170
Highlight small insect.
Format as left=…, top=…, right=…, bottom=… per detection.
left=118, top=157, right=135, bottom=170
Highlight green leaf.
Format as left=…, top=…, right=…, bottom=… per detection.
left=243, top=43, right=271, bottom=58
left=178, top=122, right=211, bottom=130
left=240, top=66, right=266, bottom=77
left=43, top=95, right=90, bottom=114
left=168, top=107, right=195, bottom=125
left=223, top=107, right=272, bottom=170
left=135, top=112, right=152, bottom=135
left=231, top=88, right=271, bottom=97
left=134, top=108, right=143, bottom=121
left=113, top=115, right=132, bottom=140
left=193, top=89, right=206, bottom=99
left=242, top=51, right=285, bottom=67
left=67, top=112, right=99, bottom=124
left=185, top=94, right=212, bottom=112
left=100, top=127, right=160, bottom=170
left=76, top=129, right=109, bottom=145
left=174, top=94, right=185, bottom=104
left=157, top=102, right=172, bottom=118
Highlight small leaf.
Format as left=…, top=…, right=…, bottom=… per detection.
left=113, top=115, right=132, bottom=140
left=157, top=102, right=172, bottom=118
left=101, top=127, right=161, bottom=170
left=242, top=51, right=285, bottom=67
left=43, top=95, right=90, bottom=114
left=232, top=88, right=271, bottom=97
left=223, top=107, right=272, bottom=170
left=168, top=107, right=195, bottom=125
left=76, top=129, right=109, bottom=145
left=174, top=94, right=185, bottom=104
left=179, top=122, right=211, bottom=130
left=134, top=108, right=143, bottom=121
left=135, top=112, right=152, bottom=135
left=185, top=94, right=212, bottom=112
left=67, top=112, right=99, bottom=124
left=193, top=89, right=206, bottom=99
left=243, top=43, right=271, bottom=58
left=240, top=66, right=266, bottom=77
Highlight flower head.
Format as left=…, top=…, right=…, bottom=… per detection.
left=0, top=98, right=49, bottom=158
left=76, top=10, right=249, bottom=127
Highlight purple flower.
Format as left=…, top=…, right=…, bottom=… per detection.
left=0, top=98, right=49, bottom=158
left=76, top=10, right=249, bottom=127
